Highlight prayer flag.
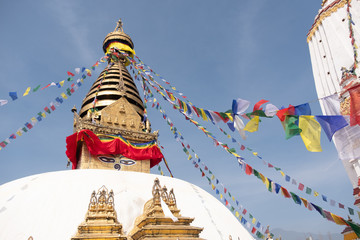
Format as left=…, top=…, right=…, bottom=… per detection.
left=311, top=203, right=325, bottom=218
left=299, top=116, right=322, bottom=152
left=349, top=207, right=355, bottom=215
left=284, top=115, right=301, bottom=139
left=322, top=195, right=328, bottom=202
left=9, top=92, right=18, bottom=101
left=0, top=100, right=8, bottom=106
left=25, top=122, right=33, bottom=130
left=33, top=85, right=41, bottom=92
left=285, top=175, right=290, bottom=182
left=245, top=164, right=253, bottom=175
left=331, top=213, right=347, bottom=225
left=243, top=116, right=259, bottom=132
left=316, top=116, right=348, bottom=141
left=23, top=87, right=31, bottom=96
left=298, top=183, right=304, bottom=191
left=9, top=134, right=16, bottom=140
left=44, top=107, right=51, bottom=114
left=281, top=187, right=291, bottom=198
left=290, top=192, right=302, bottom=205
left=346, top=220, right=360, bottom=237
left=61, top=93, right=68, bottom=99
left=294, top=103, right=311, bottom=116
left=265, top=104, right=278, bottom=117
left=67, top=71, right=75, bottom=76
left=253, top=99, right=269, bottom=111
left=276, top=105, right=295, bottom=121
left=306, top=187, right=312, bottom=195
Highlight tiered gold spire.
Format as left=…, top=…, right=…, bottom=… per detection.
left=71, top=20, right=157, bottom=172
left=79, top=19, right=144, bottom=120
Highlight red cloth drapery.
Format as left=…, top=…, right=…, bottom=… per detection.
left=66, top=129, right=163, bottom=169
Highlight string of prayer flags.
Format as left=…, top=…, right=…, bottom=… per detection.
left=135, top=52, right=359, bottom=219
left=0, top=56, right=106, bottom=108
left=141, top=81, right=269, bottom=237
left=0, top=57, right=102, bottom=152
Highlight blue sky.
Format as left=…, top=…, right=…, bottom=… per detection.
left=0, top=0, right=356, bottom=237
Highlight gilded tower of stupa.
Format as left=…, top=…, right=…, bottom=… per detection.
left=69, top=19, right=159, bottom=173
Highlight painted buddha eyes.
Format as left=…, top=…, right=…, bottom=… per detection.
left=98, top=156, right=136, bottom=170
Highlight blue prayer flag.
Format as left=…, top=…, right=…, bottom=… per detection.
left=285, top=175, right=290, bottom=182
left=294, top=103, right=311, bottom=116
left=316, top=115, right=348, bottom=141
left=9, top=92, right=18, bottom=101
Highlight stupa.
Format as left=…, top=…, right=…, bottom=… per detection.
left=0, top=20, right=255, bottom=240
left=307, top=0, right=360, bottom=206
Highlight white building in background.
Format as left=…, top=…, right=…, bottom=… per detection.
left=308, top=0, right=360, bottom=206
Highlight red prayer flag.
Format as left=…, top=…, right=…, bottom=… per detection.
left=251, top=227, right=256, bottom=234
left=281, top=187, right=291, bottom=198
left=349, top=85, right=360, bottom=126
left=240, top=145, right=245, bottom=151
left=276, top=105, right=295, bottom=121
left=339, top=203, right=345, bottom=209
left=253, top=99, right=269, bottom=112
left=242, top=209, right=247, bottom=215
left=67, top=71, right=75, bottom=76
left=245, top=164, right=253, bottom=175
left=192, top=106, right=200, bottom=117
left=224, top=188, right=227, bottom=193
left=202, top=171, right=205, bottom=177
left=298, top=183, right=305, bottom=191
left=225, top=200, right=229, bottom=206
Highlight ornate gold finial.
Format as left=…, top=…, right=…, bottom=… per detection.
left=115, top=19, right=124, bottom=32
left=168, top=189, right=177, bottom=206
left=28, top=237, right=33, bottom=240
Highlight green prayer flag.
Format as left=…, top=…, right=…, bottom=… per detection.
left=274, top=167, right=281, bottom=171
left=283, top=115, right=302, bottom=139
left=349, top=207, right=355, bottom=215
left=33, top=85, right=41, bottom=92
left=306, top=187, right=312, bottom=194
left=230, top=206, right=235, bottom=212
left=253, top=170, right=262, bottom=180
left=346, top=220, right=360, bottom=237
left=228, top=148, right=236, bottom=153
left=249, top=214, right=253, bottom=219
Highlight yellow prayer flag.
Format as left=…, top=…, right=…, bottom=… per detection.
left=16, top=131, right=22, bottom=136
left=226, top=112, right=233, bottom=122
left=280, top=171, right=285, bottom=177
left=300, top=197, right=308, bottom=208
left=243, top=116, right=260, bottom=132
left=160, top=171, right=164, bottom=176
left=227, top=134, right=231, bottom=139
left=59, top=80, right=65, bottom=86
left=299, top=116, right=322, bottom=152
left=23, top=87, right=31, bottom=96
left=153, top=98, right=157, bottom=103
left=200, top=108, right=208, bottom=121
left=239, top=216, right=243, bottom=221
left=253, top=152, right=258, bottom=156
left=169, top=93, right=175, bottom=101
left=252, top=218, right=256, bottom=224
left=232, top=196, right=235, bottom=201
left=220, top=194, right=223, bottom=199
left=171, top=87, right=176, bottom=90
left=235, top=211, right=240, bottom=218
left=314, top=191, right=319, bottom=197
left=211, top=184, right=215, bottom=190
left=211, top=175, right=215, bottom=180
left=330, top=213, right=347, bottom=225
left=41, top=112, right=46, bottom=118
left=61, top=93, right=68, bottom=99
left=183, top=102, right=188, bottom=113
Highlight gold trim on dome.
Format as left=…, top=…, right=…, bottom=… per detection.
left=307, top=0, right=350, bottom=42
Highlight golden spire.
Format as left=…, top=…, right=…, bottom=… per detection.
left=78, top=19, right=144, bottom=119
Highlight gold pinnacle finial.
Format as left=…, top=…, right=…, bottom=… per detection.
left=115, top=19, right=124, bottom=32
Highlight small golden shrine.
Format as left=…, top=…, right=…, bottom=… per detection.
left=129, top=178, right=204, bottom=240
left=71, top=186, right=127, bottom=240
